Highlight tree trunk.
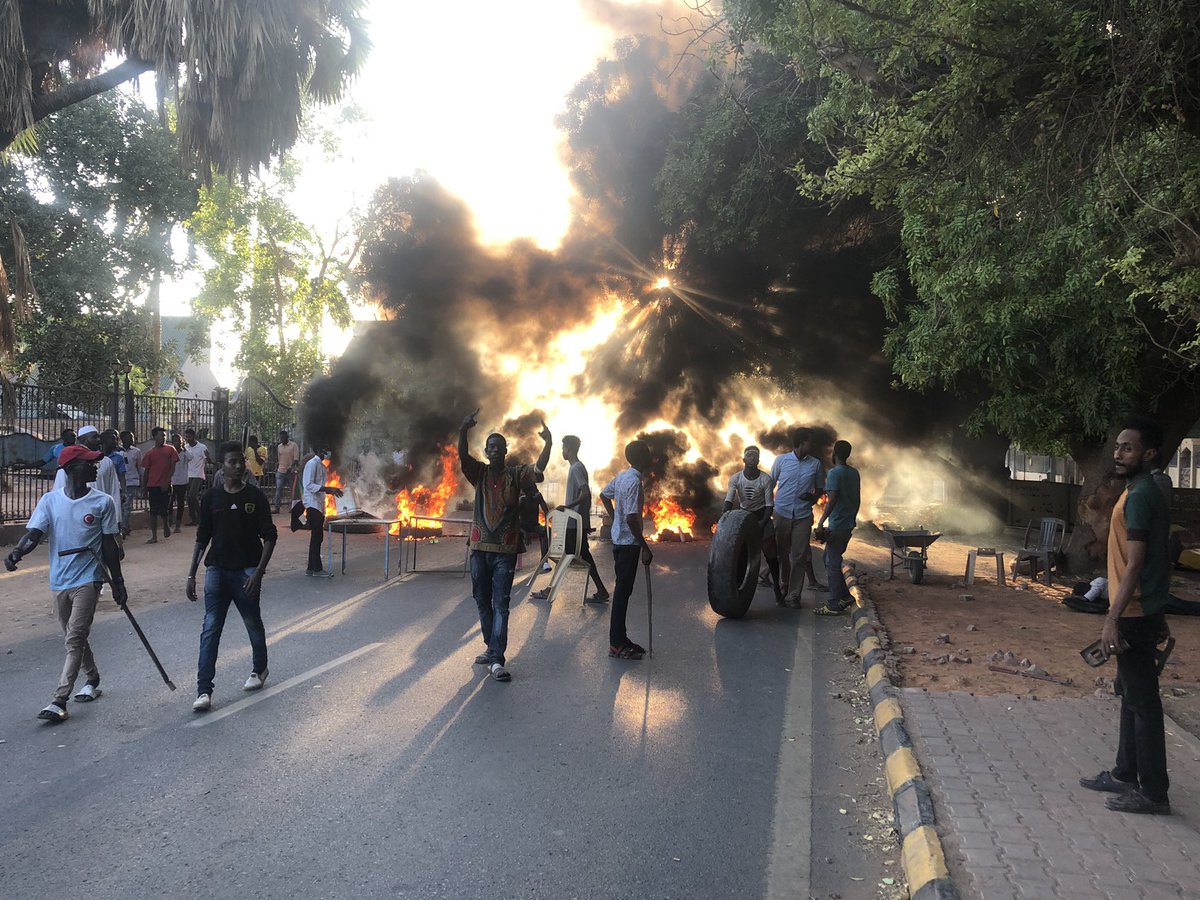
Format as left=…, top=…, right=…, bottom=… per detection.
left=1067, top=385, right=1200, bottom=575
left=1, top=59, right=152, bottom=150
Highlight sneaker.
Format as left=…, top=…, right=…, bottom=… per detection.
left=540, top=561, right=552, bottom=573
left=474, top=653, right=493, bottom=665
left=489, top=662, right=512, bottom=682
left=531, top=589, right=550, bottom=600
left=243, top=670, right=268, bottom=691
left=1105, top=789, right=1170, bottom=815
left=74, top=683, right=102, bottom=702
left=306, top=568, right=327, bottom=577
left=37, top=702, right=68, bottom=722
left=192, top=693, right=212, bottom=712
left=1080, top=770, right=1136, bottom=793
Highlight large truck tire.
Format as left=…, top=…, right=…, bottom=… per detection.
left=707, top=509, right=762, bottom=619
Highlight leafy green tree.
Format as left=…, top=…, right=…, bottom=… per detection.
left=0, top=0, right=369, bottom=175
left=717, top=0, right=1200, bottom=451
left=0, top=92, right=197, bottom=389
left=186, top=155, right=359, bottom=407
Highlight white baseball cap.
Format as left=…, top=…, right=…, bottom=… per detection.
left=77, top=425, right=100, bottom=437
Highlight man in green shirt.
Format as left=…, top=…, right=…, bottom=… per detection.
left=1081, top=415, right=1172, bottom=815
left=814, top=440, right=861, bottom=616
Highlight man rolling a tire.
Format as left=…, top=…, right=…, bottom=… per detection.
left=723, top=445, right=782, bottom=605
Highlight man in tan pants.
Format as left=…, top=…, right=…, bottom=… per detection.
left=768, top=427, right=825, bottom=608
left=5, top=444, right=127, bottom=722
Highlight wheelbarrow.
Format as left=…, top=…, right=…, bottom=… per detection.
left=884, top=529, right=942, bottom=584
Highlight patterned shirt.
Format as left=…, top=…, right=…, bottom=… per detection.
left=725, top=470, right=775, bottom=511
left=462, top=457, right=541, bottom=554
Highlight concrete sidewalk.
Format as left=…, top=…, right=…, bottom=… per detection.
left=902, top=690, right=1200, bottom=900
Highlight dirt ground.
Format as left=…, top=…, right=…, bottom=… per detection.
left=844, top=527, right=1200, bottom=715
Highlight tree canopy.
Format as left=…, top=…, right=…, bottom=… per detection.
left=0, top=91, right=197, bottom=387
left=186, top=154, right=359, bottom=407
left=671, top=0, right=1200, bottom=459
left=1, top=0, right=369, bottom=175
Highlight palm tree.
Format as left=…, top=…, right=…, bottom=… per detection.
left=0, top=0, right=370, bottom=176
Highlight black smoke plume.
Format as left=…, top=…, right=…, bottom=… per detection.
left=300, top=30, right=978, bottom=499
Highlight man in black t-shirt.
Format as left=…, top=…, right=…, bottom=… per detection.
left=186, top=441, right=278, bottom=712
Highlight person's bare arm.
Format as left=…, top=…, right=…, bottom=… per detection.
left=459, top=409, right=480, bottom=476
left=4, top=527, right=45, bottom=570
left=535, top=420, right=553, bottom=473
left=101, top=533, right=127, bottom=605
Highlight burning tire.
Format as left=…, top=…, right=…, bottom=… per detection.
left=707, top=509, right=762, bottom=619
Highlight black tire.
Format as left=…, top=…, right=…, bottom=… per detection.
left=908, top=553, right=924, bottom=584
left=707, top=509, right=763, bottom=619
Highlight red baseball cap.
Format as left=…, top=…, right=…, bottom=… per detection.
left=58, top=445, right=104, bottom=469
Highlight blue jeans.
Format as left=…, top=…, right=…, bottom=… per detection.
left=823, top=530, right=853, bottom=605
left=470, top=550, right=516, bottom=665
left=197, top=566, right=267, bottom=695
left=273, top=471, right=294, bottom=511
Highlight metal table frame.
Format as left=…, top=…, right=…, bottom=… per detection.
left=325, top=517, right=405, bottom=579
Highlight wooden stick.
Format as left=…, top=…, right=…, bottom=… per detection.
left=987, top=665, right=1073, bottom=686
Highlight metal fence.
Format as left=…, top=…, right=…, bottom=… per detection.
left=0, top=379, right=302, bottom=524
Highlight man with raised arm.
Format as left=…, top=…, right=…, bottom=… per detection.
left=6, top=444, right=127, bottom=721
left=600, top=440, right=654, bottom=660
left=459, top=409, right=552, bottom=683
left=538, top=434, right=609, bottom=602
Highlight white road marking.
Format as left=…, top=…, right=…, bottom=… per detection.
left=269, top=576, right=410, bottom=641
left=766, top=615, right=814, bottom=900
left=188, top=642, right=385, bottom=727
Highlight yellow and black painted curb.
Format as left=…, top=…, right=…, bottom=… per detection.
left=846, top=570, right=960, bottom=900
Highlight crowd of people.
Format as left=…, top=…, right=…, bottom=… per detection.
left=10, top=427, right=311, bottom=720
left=8, top=410, right=1179, bottom=822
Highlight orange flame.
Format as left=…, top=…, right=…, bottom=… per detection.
left=322, top=459, right=343, bottom=517
left=647, top=496, right=696, bottom=541
left=388, top=447, right=459, bottom=536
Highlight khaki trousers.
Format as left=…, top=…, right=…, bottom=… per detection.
left=54, top=583, right=100, bottom=703
left=772, top=513, right=814, bottom=599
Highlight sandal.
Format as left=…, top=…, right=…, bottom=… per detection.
left=609, top=642, right=645, bottom=660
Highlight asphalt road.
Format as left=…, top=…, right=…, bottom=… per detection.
left=0, top=529, right=894, bottom=899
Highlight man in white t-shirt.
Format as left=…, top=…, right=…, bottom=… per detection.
left=182, top=428, right=210, bottom=526
left=6, top=445, right=127, bottom=722
left=52, top=425, right=121, bottom=514
left=294, top=444, right=343, bottom=575
left=723, top=445, right=783, bottom=604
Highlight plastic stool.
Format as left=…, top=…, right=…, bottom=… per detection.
left=964, top=548, right=1006, bottom=588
